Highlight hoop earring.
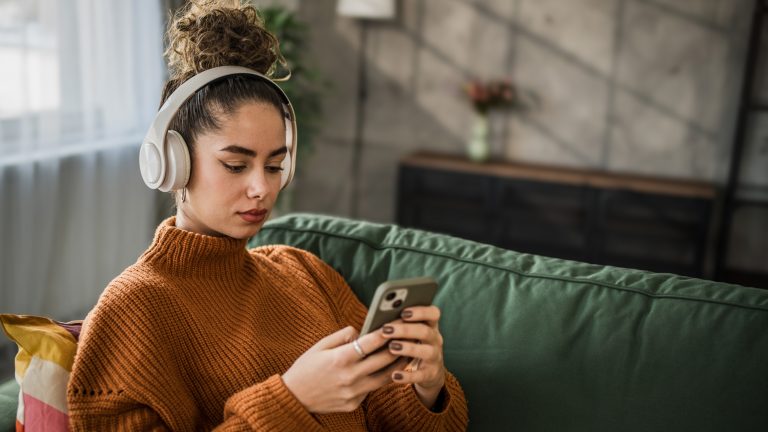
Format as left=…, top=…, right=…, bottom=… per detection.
left=181, top=187, right=187, bottom=203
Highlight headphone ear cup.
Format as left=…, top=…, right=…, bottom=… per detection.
left=280, top=152, right=291, bottom=189
left=139, top=140, right=163, bottom=189
left=160, top=130, right=191, bottom=192
left=280, top=111, right=296, bottom=190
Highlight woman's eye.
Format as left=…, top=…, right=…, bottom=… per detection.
left=222, top=163, right=245, bottom=173
left=266, top=166, right=285, bottom=174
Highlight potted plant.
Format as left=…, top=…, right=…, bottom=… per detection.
left=260, top=5, right=328, bottom=212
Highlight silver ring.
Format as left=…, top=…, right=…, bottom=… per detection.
left=413, top=358, right=421, bottom=371
left=352, top=339, right=367, bottom=358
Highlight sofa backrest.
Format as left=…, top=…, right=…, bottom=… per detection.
left=250, top=213, right=768, bottom=432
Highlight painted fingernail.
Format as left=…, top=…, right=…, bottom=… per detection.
left=390, top=342, right=402, bottom=351
left=382, top=325, right=394, bottom=334
left=393, top=372, right=403, bottom=380
left=402, top=310, right=413, bottom=319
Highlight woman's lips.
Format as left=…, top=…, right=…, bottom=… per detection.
left=238, top=209, right=267, bottom=223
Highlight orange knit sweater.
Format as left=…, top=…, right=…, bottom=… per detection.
left=67, top=217, right=469, bottom=431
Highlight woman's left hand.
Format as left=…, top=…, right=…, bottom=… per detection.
left=381, top=305, right=446, bottom=409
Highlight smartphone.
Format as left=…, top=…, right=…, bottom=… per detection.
left=360, top=277, right=438, bottom=336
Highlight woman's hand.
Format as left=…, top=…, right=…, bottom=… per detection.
left=282, top=326, right=408, bottom=414
left=381, top=306, right=446, bottom=409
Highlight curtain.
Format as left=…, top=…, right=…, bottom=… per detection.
left=0, top=0, right=164, bottom=160
left=0, top=0, right=167, bottom=376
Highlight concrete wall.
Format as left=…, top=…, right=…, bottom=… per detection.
left=261, top=0, right=766, bottom=273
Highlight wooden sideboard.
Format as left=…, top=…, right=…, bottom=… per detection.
left=396, top=152, right=717, bottom=278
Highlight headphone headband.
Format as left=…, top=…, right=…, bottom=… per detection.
left=140, top=66, right=298, bottom=191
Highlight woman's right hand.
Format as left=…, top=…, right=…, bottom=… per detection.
left=282, top=326, right=407, bottom=414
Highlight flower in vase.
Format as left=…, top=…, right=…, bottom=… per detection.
left=461, top=78, right=518, bottom=162
left=463, top=78, right=517, bottom=115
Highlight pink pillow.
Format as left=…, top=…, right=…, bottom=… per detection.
left=1, top=314, right=82, bottom=432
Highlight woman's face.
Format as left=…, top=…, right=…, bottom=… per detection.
left=176, top=101, right=287, bottom=239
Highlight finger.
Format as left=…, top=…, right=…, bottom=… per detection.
left=381, top=322, right=436, bottom=344
left=407, top=358, right=421, bottom=372
left=387, top=340, right=441, bottom=363
left=391, top=368, right=442, bottom=387
left=349, top=327, right=391, bottom=359
left=401, top=305, right=441, bottom=326
left=353, top=345, right=401, bottom=376
left=314, top=326, right=359, bottom=351
left=356, top=357, right=410, bottom=394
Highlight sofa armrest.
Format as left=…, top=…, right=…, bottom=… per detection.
left=0, top=379, right=18, bottom=432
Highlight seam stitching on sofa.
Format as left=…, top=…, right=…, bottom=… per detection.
left=258, top=225, right=768, bottom=313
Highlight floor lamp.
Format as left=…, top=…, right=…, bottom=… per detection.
left=336, top=0, right=396, bottom=218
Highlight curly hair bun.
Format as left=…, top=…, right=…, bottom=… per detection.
left=165, top=0, right=282, bottom=83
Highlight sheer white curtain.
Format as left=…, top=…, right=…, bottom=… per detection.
left=0, top=0, right=166, bottom=335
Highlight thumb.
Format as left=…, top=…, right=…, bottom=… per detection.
left=313, top=326, right=359, bottom=351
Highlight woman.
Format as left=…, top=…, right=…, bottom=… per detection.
left=67, top=1, right=468, bottom=430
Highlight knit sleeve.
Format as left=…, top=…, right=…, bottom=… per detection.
left=287, top=248, right=470, bottom=431
left=363, top=372, right=469, bottom=431
left=220, top=374, right=323, bottom=431
left=69, top=280, right=209, bottom=431
left=69, top=376, right=323, bottom=432
left=67, top=278, right=324, bottom=431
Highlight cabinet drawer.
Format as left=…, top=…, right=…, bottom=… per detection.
left=602, top=190, right=710, bottom=232
left=497, top=179, right=589, bottom=247
left=412, top=202, right=491, bottom=243
left=406, top=167, right=492, bottom=205
left=598, top=190, right=710, bottom=275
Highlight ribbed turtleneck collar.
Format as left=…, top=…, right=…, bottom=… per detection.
left=139, top=217, right=249, bottom=276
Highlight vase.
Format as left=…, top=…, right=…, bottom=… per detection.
left=467, top=112, right=490, bottom=163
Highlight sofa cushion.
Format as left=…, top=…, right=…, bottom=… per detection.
left=250, top=213, right=768, bottom=432
left=0, top=315, right=82, bottom=432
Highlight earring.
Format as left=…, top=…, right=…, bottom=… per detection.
left=181, top=187, right=187, bottom=203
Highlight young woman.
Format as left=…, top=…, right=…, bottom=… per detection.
left=66, top=1, right=468, bottom=431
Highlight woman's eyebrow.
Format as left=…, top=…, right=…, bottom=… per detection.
left=218, top=145, right=287, bottom=158
left=268, top=146, right=288, bottom=158
left=219, top=145, right=256, bottom=157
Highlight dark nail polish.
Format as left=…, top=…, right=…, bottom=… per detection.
left=382, top=325, right=394, bottom=334
left=393, top=372, right=403, bottom=380
left=390, top=342, right=402, bottom=351
left=402, top=310, right=413, bottom=319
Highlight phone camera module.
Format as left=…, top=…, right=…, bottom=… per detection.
left=380, top=288, right=409, bottom=311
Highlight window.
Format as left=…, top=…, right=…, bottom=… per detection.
left=0, top=0, right=164, bottom=164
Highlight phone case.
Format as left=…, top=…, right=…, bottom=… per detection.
left=360, top=277, right=438, bottom=335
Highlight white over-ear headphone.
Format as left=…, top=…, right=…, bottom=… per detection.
left=139, top=66, right=297, bottom=192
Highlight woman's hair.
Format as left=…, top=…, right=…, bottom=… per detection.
left=160, top=0, right=286, bottom=151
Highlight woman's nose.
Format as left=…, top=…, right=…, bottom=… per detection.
left=246, top=171, right=269, bottom=199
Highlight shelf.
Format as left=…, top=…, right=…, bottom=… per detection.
left=715, top=0, right=768, bottom=284
left=748, top=102, right=768, bottom=111
left=719, top=269, right=768, bottom=289
left=401, top=151, right=717, bottom=199
left=735, top=185, right=768, bottom=208
left=734, top=198, right=768, bottom=208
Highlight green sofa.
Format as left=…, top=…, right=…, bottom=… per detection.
left=2, top=213, right=767, bottom=431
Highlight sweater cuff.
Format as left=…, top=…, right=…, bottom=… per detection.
left=367, top=371, right=469, bottom=431
left=224, top=374, right=322, bottom=431
left=409, top=372, right=466, bottom=419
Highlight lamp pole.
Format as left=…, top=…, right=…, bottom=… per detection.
left=350, top=20, right=368, bottom=218
left=336, top=0, right=395, bottom=218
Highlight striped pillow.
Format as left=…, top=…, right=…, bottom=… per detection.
left=0, top=314, right=82, bottom=432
